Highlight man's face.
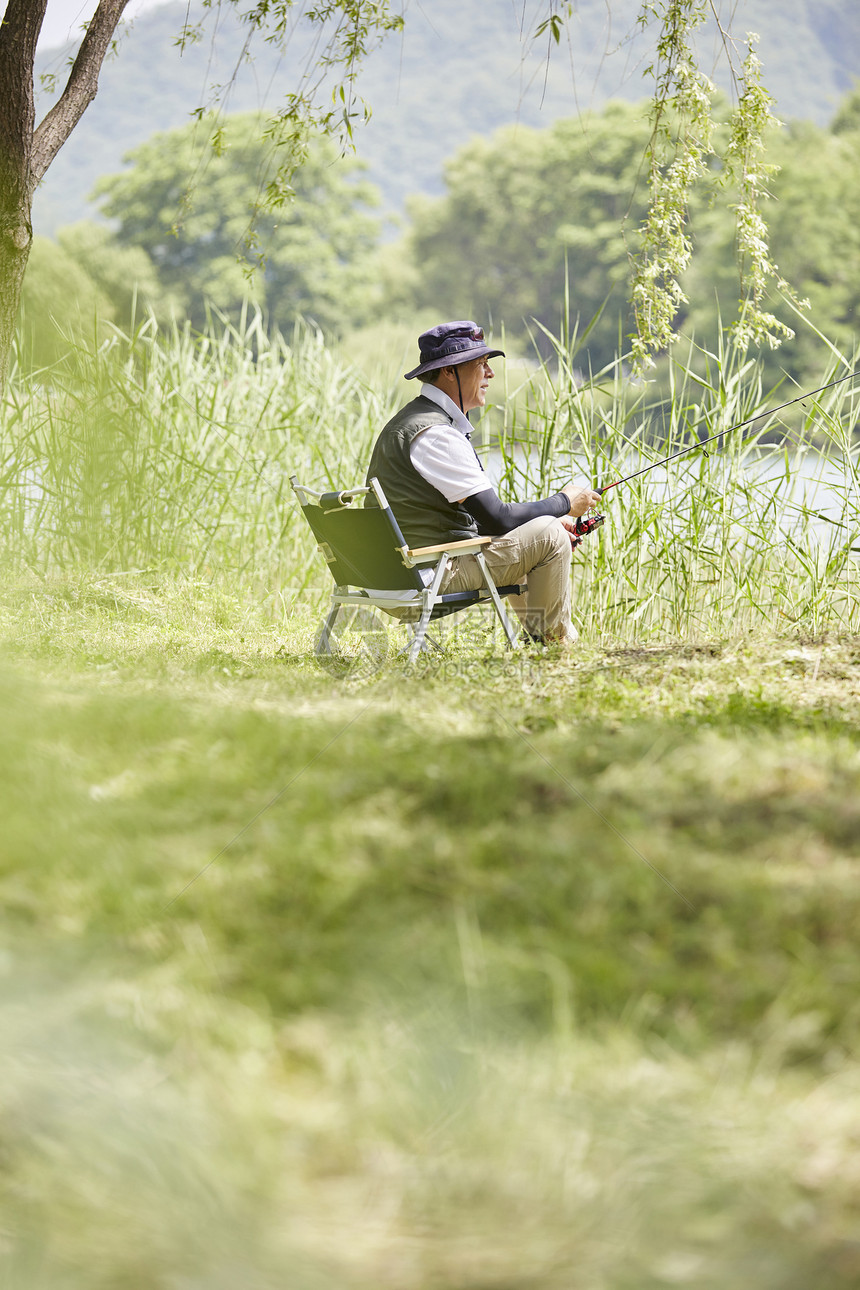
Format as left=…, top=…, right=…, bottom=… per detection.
left=446, top=357, right=495, bottom=412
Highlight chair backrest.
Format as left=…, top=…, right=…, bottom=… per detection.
left=291, top=477, right=425, bottom=592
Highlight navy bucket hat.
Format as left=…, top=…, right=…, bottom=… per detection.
left=404, top=320, right=505, bottom=380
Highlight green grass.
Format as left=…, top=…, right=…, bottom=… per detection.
left=2, top=575, right=860, bottom=1287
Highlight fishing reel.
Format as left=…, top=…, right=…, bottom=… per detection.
left=570, top=512, right=604, bottom=549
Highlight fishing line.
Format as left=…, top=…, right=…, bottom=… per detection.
left=599, top=370, right=859, bottom=495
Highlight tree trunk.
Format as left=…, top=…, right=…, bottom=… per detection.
left=0, top=119, right=34, bottom=392
left=0, top=183, right=31, bottom=392
left=0, top=0, right=46, bottom=390
left=0, top=0, right=131, bottom=390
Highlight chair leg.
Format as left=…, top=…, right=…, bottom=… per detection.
left=316, top=598, right=341, bottom=656
left=475, top=552, right=520, bottom=649
left=409, top=626, right=443, bottom=654
left=408, top=556, right=448, bottom=663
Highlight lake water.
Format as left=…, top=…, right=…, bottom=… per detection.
left=484, top=447, right=860, bottom=546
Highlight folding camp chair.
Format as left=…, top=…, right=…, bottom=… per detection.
left=291, top=475, right=522, bottom=664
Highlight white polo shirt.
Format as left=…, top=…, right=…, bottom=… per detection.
left=409, top=383, right=494, bottom=504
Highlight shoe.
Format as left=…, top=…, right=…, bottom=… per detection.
left=520, top=626, right=577, bottom=650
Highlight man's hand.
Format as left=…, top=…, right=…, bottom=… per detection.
left=561, top=483, right=601, bottom=517
left=560, top=515, right=578, bottom=548
left=560, top=515, right=591, bottom=549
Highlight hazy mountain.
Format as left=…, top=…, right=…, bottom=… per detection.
left=32, top=0, right=860, bottom=237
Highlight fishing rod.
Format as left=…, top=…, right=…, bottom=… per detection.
left=598, top=370, right=859, bottom=496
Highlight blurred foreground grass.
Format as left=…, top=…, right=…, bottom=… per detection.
left=1, top=576, right=860, bottom=1287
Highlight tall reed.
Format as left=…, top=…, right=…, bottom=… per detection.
left=0, top=311, right=393, bottom=602
left=493, top=323, right=860, bottom=639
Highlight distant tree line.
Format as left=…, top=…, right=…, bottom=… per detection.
left=397, top=88, right=860, bottom=379
left=20, top=87, right=860, bottom=381
left=19, top=113, right=382, bottom=365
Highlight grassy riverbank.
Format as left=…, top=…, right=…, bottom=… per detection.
left=4, top=316, right=860, bottom=639
left=2, top=319, right=859, bottom=1284
left=2, top=575, right=860, bottom=1287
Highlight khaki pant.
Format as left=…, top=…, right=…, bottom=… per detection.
left=441, top=516, right=576, bottom=643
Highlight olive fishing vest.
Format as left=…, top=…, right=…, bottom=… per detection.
left=365, top=395, right=480, bottom=548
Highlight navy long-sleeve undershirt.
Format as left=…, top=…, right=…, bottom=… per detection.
left=464, top=487, right=570, bottom=537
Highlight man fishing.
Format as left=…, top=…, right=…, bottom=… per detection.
left=366, top=320, right=601, bottom=645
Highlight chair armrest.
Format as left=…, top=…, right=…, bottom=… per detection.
left=290, top=477, right=371, bottom=508
left=407, top=536, right=493, bottom=563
